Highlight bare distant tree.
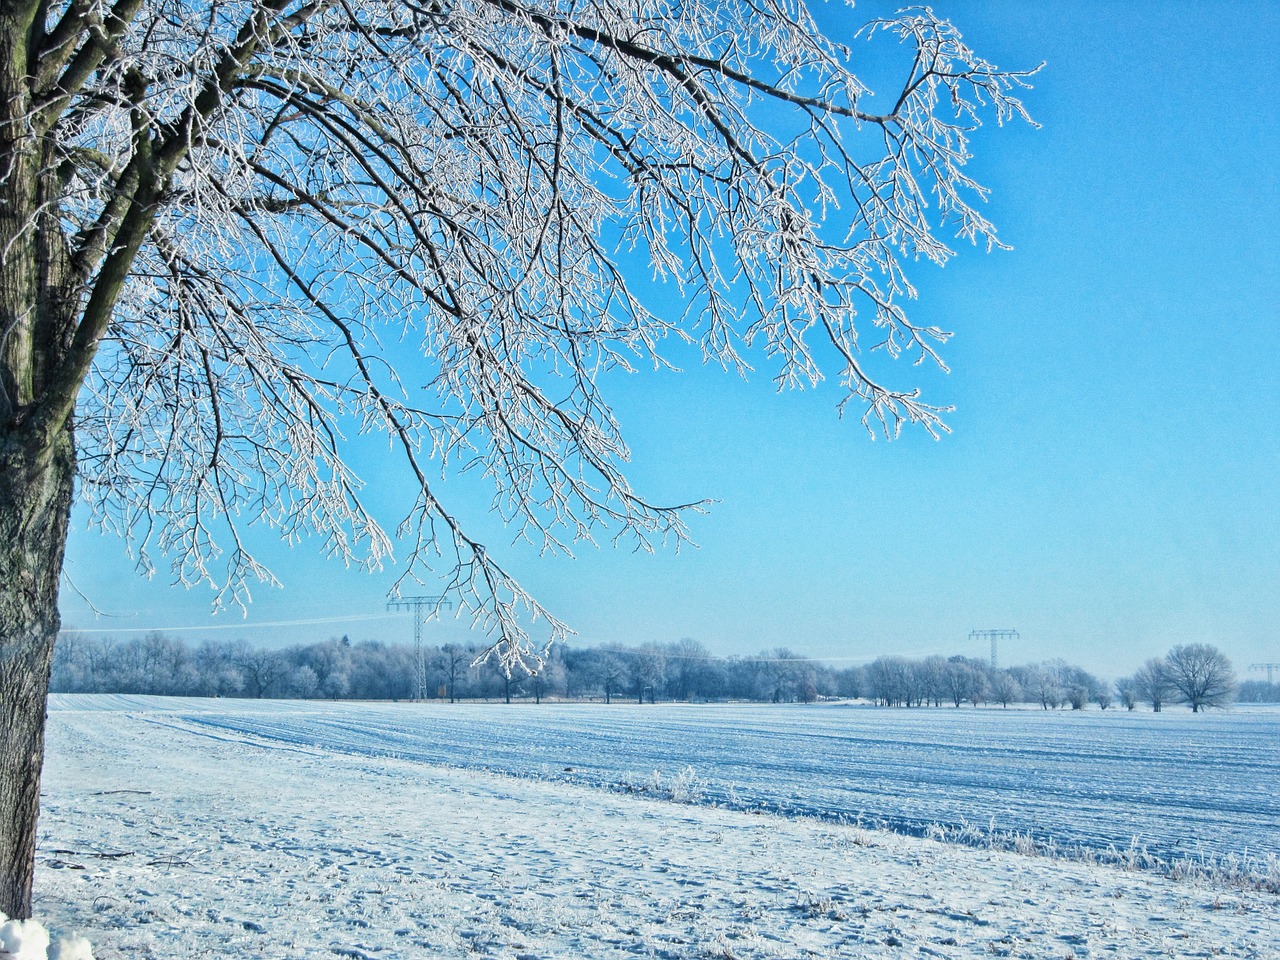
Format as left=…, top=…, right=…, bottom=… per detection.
left=0, top=0, right=1036, bottom=917
left=918, top=655, right=949, bottom=707
left=988, top=670, right=1021, bottom=708
left=1166, top=644, right=1236, bottom=713
left=668, top=637, right=713, bottom=702
left=1132, top=657, right=1175, bottom=713
left=1114, top=677, right=1138, bottom=711
left=968, top=670, right=989, bottom=708
left=944, top=659, right=978, bottom=707
left=867, top=656, right=923, bottom=708
left=834, top=667, right=862, bottom=701
left=599, top=650, right=627, bottom=705
left=528, top=656, right=564, bottom=705
left=1023, top=665, right=1062, bottom=710
left=235, top=646, right=287, bottom=699
left=630, top=643, right=667, bottom=704
left=436, top=643, right=470, bottom=704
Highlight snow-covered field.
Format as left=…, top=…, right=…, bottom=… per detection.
left=33, top=696, right=1280, bottom=958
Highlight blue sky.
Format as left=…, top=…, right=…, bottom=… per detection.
left=59, top=1, right=1279, bottom=679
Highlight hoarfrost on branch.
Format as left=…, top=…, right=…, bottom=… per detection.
left=12, top=0, right=1036, bottom=668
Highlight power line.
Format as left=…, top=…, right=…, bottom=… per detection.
left=60, top=612, right=406, bottom=635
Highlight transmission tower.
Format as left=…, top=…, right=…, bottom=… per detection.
left=969, top=628, right=1020, bottom=669
left=387, top=596, right=452, bottom=701
left=1251, top=663, right=1280, bottom=685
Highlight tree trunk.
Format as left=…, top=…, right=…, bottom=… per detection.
left=0, top=433, right=75, bottom=919
left=1, top=4, right=79, bottom=915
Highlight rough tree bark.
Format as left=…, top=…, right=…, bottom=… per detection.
left=1, top=2, right=79, bottom=918
left=0, top=437, right=75, bottom=921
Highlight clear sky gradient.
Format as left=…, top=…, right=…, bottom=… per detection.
left=59, top=1, right=1280, bottom=679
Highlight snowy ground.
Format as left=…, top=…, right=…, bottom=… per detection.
left=46, top=695, right=1280, bottom=863
left=34, top=697, right=1280, bottom=959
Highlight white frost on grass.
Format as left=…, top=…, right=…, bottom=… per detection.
left=59, top=694, right=1278, bottom=868
left=33, top=697, right=1280, bottom=959
left=0, top=913, right=93, bottom=960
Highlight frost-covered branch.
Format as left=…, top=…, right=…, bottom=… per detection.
left=14, top=0, right=1036, bottom=670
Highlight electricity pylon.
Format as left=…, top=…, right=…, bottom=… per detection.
left=387, top=596, right=452, bottom=701
left=969, top=628, right=1020, bottom=669
left=1251, top=663, right=1280, bottom=685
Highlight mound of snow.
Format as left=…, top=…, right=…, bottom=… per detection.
left=0, top=913, right=93, bottom=960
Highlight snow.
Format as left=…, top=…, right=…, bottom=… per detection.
left=34, top=696, right=1280, bottom=958
left=0, top=912, right=93, bottom=960
left=49, top=695, right=1279, bottom=863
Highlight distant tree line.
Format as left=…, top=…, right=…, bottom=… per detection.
left=1237, top=679, right=1280, bottom=704
left=51, top=633, right=1250, bottom=711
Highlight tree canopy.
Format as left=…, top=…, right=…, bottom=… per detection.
left=7, top=0, right=1034, bottom=661
left=0, top=0, right=1035, bottom=918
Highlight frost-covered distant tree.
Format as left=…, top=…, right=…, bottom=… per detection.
left=528, top=653, right=564, bottom=704
left=289, top=663, right=321, bottom=699
left=918, top=655, right=949, bottom=707
left=834, top=666, right=863, bottom=701
left=346, top=640, right=415, bottom=700
left=1132, top=657, right=1175, bottom=712
left=1165, top=643, right=1236, bottom=713
left=436, top=643, right=470, bottom=704
left=236, top=645, right=287, bottom=698
left=630, top=643, right=667, bottom=703
left=598, top=649, right=627, bottom=705
left=988, top=669, right=1021, bottom=708
left=944, top=659, right=978, bottom=707
left=300, top=638, right=353, bottom=699
left=1023, top=665, right=1062, bottom=710
left=0, top=0, right=1036, bottom=916
left=196, top=640, right=247, bottom=697
left=1114, top=676, right=1138, bottom=711
left=668, top=637, right=713, bottom=702
left=868, top=656, right=919, bottom=707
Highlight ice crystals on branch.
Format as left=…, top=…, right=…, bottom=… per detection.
left=41, top=0, right=1036, bottom=670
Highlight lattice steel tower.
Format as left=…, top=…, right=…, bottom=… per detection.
left=1251, top=663, right=1280, bottom=685
left=969, top=628, right=1020, bottom=669
left=387, top=596, right=451, bottom=701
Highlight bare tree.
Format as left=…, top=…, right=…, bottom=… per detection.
left=0, top=0, right=1035, bottom=917
left=1019, top=666, right=1052, bottom=710
left=437, top=643, right=470, bottom=704
left=867, top=656, right=919, bottom=708
left=1114, top=676, right=1138, bottom=711
left=668, top=637, right=712, bottom=702
left=1132, top=657, right=1175, bottom=713
left=943, top=658, right=983, bottom=707
left=918, top=655, right=949, bottom=707
left=630, top=643, right=667, bottom=704
left=528, top=654, right=564, bottom=704
left=1166, top=643, right=1236, bottom=713
left=988, top=670, right=1021, bottom=708
left=235, top=645, right=287, bottom=699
